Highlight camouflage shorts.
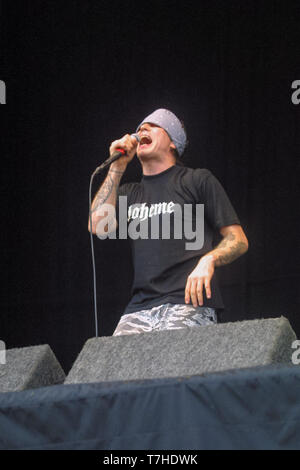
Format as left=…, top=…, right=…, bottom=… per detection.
left=113, top=303, right=217, bottom=336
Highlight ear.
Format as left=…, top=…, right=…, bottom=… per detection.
left=170, top=142, right=176, bottom=150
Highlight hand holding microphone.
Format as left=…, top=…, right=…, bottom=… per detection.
left=93, top=133, right=140, bottom=175
left=109, top=133, right=140, bottom=172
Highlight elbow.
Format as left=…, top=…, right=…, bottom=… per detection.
left=88, top=216, right=98, bottom=235
left=88, top=217, right=118, bottom=236
left=241, top=234, right=249, bottom=254
left=88, top=224, right=97, bottom=235
left=237, top=225, right=249, bottom=254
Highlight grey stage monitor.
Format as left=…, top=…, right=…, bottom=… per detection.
left=65, top=316, right=297, bottom=384
left=0, top=344, right=65, bottom=393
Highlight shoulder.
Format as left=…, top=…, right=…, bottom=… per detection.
left=183, top=167, right=227, bottom=192
left=173, top=166, right=215, bottom=195
left=174, top=165, right=213, bottom=182
left=118, top=182, right=141, bottom=196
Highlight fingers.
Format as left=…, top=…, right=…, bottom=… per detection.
left=205, top=279, right=211, bottom=299
left=196, top=279, right=204, bottom=306
left=185, top=276, right=211, bottom=307
left=185, top=277, right=191, bottom=305
left=110, top=134, right=138, bottom=158
left=190, top=278, right=201, bottom=307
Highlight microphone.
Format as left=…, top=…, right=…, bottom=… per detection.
left=93, top=133, right=140, bottom=175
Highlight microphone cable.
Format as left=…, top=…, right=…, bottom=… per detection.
left=88, top=168, right=100, bottom=337
left=89, top=150, right=127, bottom=337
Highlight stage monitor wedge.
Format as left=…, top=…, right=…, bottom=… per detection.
left=65, top=316, right=297, bottom=384
left=0, top=344, right=65, bottom=393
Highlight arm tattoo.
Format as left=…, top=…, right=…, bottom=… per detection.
left=109, top=169, right=125, bottom=175
left=217, top=230, right=235, bottom=249
left=214, top=231, right=247, bottom=266
left=91, top=171, right=122, bottom=213
left=215, top=241, right=248, bottom=266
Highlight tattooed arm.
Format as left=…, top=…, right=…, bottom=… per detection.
left=211, top=225, right=249, bottom=267
left=88, top=133, right=138, bottom=234
left=88, top=166, right=125, bottom=234
left=185, top=225, right=248, bottom=307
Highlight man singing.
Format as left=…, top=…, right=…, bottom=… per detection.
left=89, top=109, right=248, bottom=335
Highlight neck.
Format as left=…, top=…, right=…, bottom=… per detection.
left=140, top=153, right=176, bottom=176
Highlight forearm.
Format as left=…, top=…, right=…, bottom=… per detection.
left=186, top=225, right=248, bottom=306
left=206, top=228, right=248, bottom=267
left=88, top=164, right=125, bottom=233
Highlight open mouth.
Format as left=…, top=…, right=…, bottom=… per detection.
left=139, top=135, right=152, bottom=148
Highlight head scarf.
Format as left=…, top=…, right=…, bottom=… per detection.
left=136, top=108, right=187, bottom=156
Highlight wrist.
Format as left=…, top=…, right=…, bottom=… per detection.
left=109, top=162, right=127, bottom=173
left=202, top=253, right=216, bottom=265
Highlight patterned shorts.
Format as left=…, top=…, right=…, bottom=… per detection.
left=113, top=303, right=217, bottom=336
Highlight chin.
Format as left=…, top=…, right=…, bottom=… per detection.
left=137, top=150, right=152, bottom=161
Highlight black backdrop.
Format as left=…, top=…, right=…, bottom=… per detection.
left=1, top=0, right=300, bottom=373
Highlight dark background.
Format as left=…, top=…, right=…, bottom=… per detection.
left=1, top=0, right=299, bottom=373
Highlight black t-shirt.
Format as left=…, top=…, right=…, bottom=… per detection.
left=117, top=165, right=240, bottom=315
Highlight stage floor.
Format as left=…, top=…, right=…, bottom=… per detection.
left=0, top=363, right=299, bottom=450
